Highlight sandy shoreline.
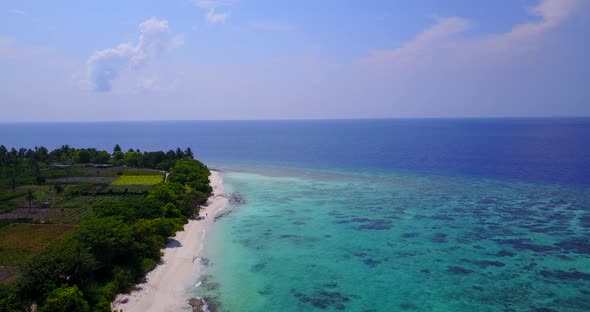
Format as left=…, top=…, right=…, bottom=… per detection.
left=112, top=170, right=228, bottom=312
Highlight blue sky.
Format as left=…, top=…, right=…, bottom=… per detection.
left=0, top=0, right=588, bottom=121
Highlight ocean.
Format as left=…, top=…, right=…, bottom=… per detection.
left=1, top=118, right=589, bottom=311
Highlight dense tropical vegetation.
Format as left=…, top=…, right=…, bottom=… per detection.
left=0, top=145, right=211, bottom=311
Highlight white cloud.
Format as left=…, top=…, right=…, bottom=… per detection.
left=206, top=9, right=230, bottom=24
left=81, top=17, right=183, bottom=92
left=364, top=16, right=469, bottom=66
left=193, top=0, right=235, bottom=24
left=530, top=0, right=577, bottom=26
left=8, top=9, right=26, bottom=16
left=476, top=0, right=579, bottom=54
left=364, top=0, right=580, bottom=66
left=353, top=0, right=585, bottom=117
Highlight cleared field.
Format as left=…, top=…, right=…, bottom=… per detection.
left=48, top=207, right=93, bottom=224
left=77, top=167, right=163, bottom=177
left=42, top=166, right=161, bottom=178
left=115, top=169, right=164, bottom=176
left=102, top=184, right=153, bottom=194
left=0, top=266, right=18, bottom=283
left=0, top=191, right=26, bottom=214
left=0, top=208, right=63, bottom=221
left=1, top=194, right=147, bottom=224
left=56, top=195, right=105, bottom=208
left=57, top=194, right=144, bottom=209
left=48, top=176, right=116, bottom=184
left=111, top=175, right=163, bottom=185
left=0, top=224, right=76, bottom=267
left=0, top=186, right=56, bottom=214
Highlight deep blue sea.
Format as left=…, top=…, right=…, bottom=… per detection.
left=1, top=118, right=590, bottom=311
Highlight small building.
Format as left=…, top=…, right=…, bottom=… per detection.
left=50, top=163, right=71, bottom=170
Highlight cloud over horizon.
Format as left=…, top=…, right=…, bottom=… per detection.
left=0, top=0, right=587, bottom=121
left=364, top=0, right=580, bottom=66
left=81, top=17, right=183, bottom=92
left=351, top=0, right=586, bottom=117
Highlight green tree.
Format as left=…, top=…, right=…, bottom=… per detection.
left=20, top=238, right=96, bottom=301
left=0, top=145, right=8, bottom=164
left=39, top=285, right=90, bottom=312
left=168, top=159, right=211, bottom=193
left=94, top=150, right=111, bottom=164
left=112, top=150, right=125, bottom=165
left=0, top=282, right=25, bottom=312
left=36, top=146, right=49, bottom=162
left=184, top=147, right=194, bottom=159
left=76, top=150, right=91, bottom=163
left=147, top=183, right=180, bottom=205
left=124, top=151, right=143, bottom=167
left=162, top=203, right=181, bottom=218
left=76, top=217, right=133, bottom=270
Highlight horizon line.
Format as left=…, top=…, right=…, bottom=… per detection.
left=1, top=116, right=590, bottom=124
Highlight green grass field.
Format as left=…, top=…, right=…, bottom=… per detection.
left=111, top=175, right=163, bottom=185
left=0, top=224, right=76, bottom=267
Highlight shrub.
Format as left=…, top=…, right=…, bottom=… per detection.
left=39, top=285, right=90, bottom=312
left=142, top=258, right=157, bottom=273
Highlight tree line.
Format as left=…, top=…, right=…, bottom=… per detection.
left=0, top=144, right=194, bottom=171
left=0, top=144, right=196, bottom=188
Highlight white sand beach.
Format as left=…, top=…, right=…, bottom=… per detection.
left=112, top=170, right=228, bottom=312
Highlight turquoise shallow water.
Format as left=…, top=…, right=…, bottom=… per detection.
left=192, top=167, right=590, bottom=312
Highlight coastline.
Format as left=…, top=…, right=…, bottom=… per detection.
left=112, top=170, right=228, bottom=312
